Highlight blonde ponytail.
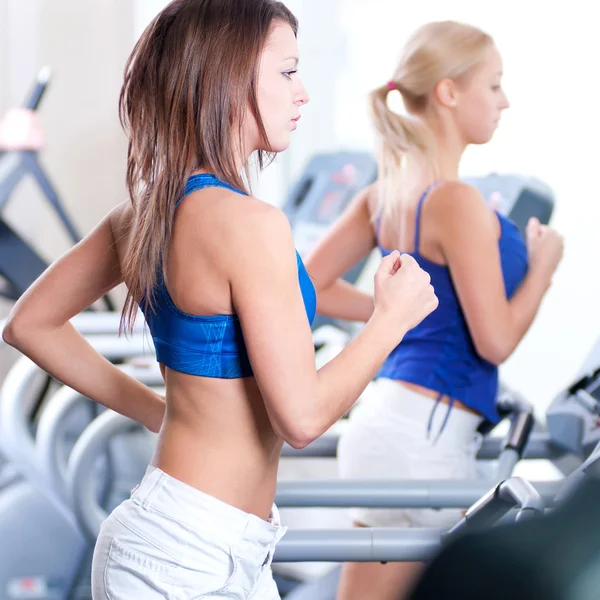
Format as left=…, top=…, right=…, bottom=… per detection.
left=369, top=82, right=436, bottom=225
left=369, top=21, right=493, bottom=237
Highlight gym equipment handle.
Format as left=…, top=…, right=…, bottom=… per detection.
left=23, top=67, right=52, bottom=111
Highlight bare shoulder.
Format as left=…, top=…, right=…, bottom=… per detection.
left=362, top=181, right=380, bottom=217
left=226, top=195, right=294, bottom=260
left=428, top=180, right=485, bottom=211
left=108, top=201, right=134, bottom=238
left=179, top=187, right=289, bottom=239
left=427, top=181, right=495, bottom=228
left=176, top=187, right=295, bottom=271
left=106, top=201, right=136, bottom=262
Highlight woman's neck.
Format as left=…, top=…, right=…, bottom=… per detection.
left=425, top=111, right=467, bottom=181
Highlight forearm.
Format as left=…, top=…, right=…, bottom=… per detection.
left=316, top=280, right=374, bottom=322
left=311, top=314, right=400, bottom=435
left=3, top=323, right=165, bottom=432
left=504, top=269, right=551, bottom=359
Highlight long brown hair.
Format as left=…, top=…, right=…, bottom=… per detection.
left=118, top=0, right=297, bottom=332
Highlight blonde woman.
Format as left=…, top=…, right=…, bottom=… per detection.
left=305, top=21, right=564, bottom=600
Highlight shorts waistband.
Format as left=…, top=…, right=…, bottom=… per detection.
left=369, top=378, right=483, bottom=443
left=131, top=466, right=286, bottom=553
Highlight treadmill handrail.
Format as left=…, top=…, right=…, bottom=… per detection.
left=66, top=408, right=561, bottom=546
left=0, top=357, right=45, bottom=477
left=0, top=336, right=152, bottom=479
left=280, top=430, right=562, bottom=461
left=67, top=410, right=555, bottom=563
left=442, top=476, right=545, bottom=544
left=274, top=478, right=560, bottom=508
left=67, top=410, right=137, bottom=541
left=503, top=409, right=535, bottom=456
left=36, top=364, right=164, bottom=505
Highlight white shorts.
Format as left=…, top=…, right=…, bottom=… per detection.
left=92, top=465, right=285, bottom=599
left=337, top=378, right=483, bottom=529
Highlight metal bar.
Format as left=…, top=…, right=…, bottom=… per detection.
left=273, top=528, right=443, bottom=563
left=504, top=411, right=535, bottom=456
left=275, top=479, right=561, bottom=508
left=443, top=477, right=544, bottom=543
left=25, top=153, right=80, bottom=243
left=280, top=431, right=564, bottom=461
left=495, top=448, right=520, bottom=480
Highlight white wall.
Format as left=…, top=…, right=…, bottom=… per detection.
left=329, top=0, right=600, bottom=415
left=0, top=1, right=135, bottom=376
left=0, top=0, right=133, bottom=267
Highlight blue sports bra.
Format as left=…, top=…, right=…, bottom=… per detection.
left=140, top=174, right=316, bottom=378
left=376, top=183, right=528, bottom=435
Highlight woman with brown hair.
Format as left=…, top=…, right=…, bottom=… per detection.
left=2, top=1, right=437, bottom=598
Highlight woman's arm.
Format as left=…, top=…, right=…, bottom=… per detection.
left=432, top=182, right=563, bottom=365
left=227, top=200, right=437, bottom=449
left=304, top=186, right=376, bottom=322
left=2, top=203, right=165, bottom=433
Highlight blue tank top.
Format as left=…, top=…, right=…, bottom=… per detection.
left=377, top=183, right=528, bottom=433
left=140, top=173, right=317, bottom=378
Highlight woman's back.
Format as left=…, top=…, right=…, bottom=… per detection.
left=110, top=174, right=316, bottom=519
left=372, top=181, right=528, bottom=422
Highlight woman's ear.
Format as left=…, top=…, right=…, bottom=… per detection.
left=434, top=78, right=458, bottom=109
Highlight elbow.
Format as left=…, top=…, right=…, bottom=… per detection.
left=2, top=312, right=33, bottom=350
left=313, top=282, right=331, bottom=301
left=476, top=338, right=512, bottom=366
left=278, top=419, right=322, bottom=450
left=2, top=317, right=19, bottom=347
left=267, top=392, right=325, bottom=449
left=282, top=427, right=318, bottom=450
left=307, top=270, right=333, bottom=295
left=285, top=436, right=313, bottom=450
